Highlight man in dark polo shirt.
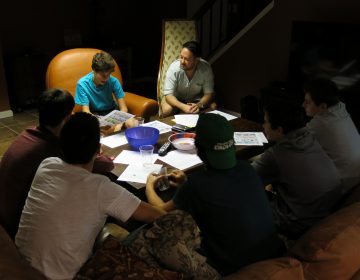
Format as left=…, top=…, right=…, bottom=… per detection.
left=145, top=113, right=284, bottom=276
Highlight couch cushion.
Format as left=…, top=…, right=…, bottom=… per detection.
left=0, top=225, right=46, bottom=280
left=289, top=201, right=360, bottom=280
left=352, top=270, right=360, bottom=280
left=222, top=257, right=304, bottom=280
left=74, top=235, right=187, bottom=280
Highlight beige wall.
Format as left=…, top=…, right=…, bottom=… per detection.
left=212, top=0, right=360, bottom=112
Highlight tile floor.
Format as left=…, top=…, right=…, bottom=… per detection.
left=0, top=109, right=39, bottom=160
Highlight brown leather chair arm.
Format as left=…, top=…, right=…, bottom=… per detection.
left=124, top=92, right=158, bottom=122
left=0, top=225, right=46, bottom=279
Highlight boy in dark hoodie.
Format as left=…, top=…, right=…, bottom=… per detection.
left=252, top=101, right=341, bottom=238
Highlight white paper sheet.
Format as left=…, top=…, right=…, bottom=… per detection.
left=142, top=120, right=172, bottom=134
left=234, top=132, right=267, bottom=146
left=113, top=150, right=159, bottom=165
left=255, top=132, right=268, bottom=143
left=174, top=114, right=199, bottom=127
left=118, top=163, right=162, bottom=184
left=174, top=110, right=238, bottom=127
left=100, top=132, right=127, bottom=148
left=207, top=110, right=239, bottom=121
left=158, top=150, right=202, bottom=170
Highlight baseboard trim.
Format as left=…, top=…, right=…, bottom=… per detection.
left=0, top=110, right=14, bottom=119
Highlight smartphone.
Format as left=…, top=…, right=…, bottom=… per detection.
left=171, top=124, right=193, bottom=132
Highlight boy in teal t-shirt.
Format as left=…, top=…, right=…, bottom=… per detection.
left=74, top=52, right=127, bottom=115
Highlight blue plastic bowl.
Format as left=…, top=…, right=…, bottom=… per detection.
left=125, top=126, right=160, bottom=150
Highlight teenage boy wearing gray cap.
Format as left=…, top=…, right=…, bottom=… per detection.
left=145, top=113, right=284, bottom=276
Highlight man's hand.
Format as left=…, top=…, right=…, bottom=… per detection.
left=145, top=173, right=176, bottom=212
left=146, top=173, right=163, bottom=190
left=100, top=123, right=124, bottom=136
left=181, top=103, right=199, bottom=114
left=125, top=118, right=137, bottom=128
left=100, top=125, right=112, bottom=136
left=188, top=103, right=200, bottom=114
left=168, top=170, right=187, bottom=187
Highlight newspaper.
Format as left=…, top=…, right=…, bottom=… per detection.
left=233, top=132, right=268, bottom=146
left=98, top=110, right=134, bottom=127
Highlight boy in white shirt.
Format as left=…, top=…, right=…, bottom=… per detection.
left=15, top=112, right=164, bottom=280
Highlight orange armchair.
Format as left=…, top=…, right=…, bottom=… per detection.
left=46, top=48, right=158, bottom=121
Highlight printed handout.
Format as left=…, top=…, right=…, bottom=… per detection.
left=142, top=120, right=172, bottom=134
left=233, top=132, right=268, bottom=146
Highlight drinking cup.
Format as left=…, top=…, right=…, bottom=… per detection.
left=157, top=166, right=170, bottom=191
left=134, top=116, right=144, bottom=126
left=139, top=145, right=154, bottom=167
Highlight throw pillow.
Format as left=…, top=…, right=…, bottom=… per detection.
left=289, top=202, right=360, bottom=280
left=0, top=225, right=46, bottom=280
left=222, top=257, right=304, bottom=280
left=74, top=235, right=187, bottom=280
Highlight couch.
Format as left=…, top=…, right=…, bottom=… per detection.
left=2, top=184, right=360, bottom=280
left=0, top=225, right=45, bottom=280
left=224, top=183, right=360, bottom=280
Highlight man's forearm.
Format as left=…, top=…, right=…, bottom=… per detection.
left=145, top=186, right=166, bottom=208
left=117, top=98, right=128, bottom=112
left=131, top=201, right=165, bottom=224
left=165, top=95, right=187, bottom=111
left=198, top=93, right=214, bottom=108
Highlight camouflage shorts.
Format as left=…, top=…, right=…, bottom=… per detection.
left=125, top=209, right=221, bottom=280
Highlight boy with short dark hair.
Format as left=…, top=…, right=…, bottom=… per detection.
left=75, top=52, right=128, bottom=115
left=303, top=78, right=360, bottom=191
left=15, top=112, right=164, bottom=280
left=145, top=113, right=284, bottom=276
left=0, top=89, right=113, bottom=239
left=252, top=101, right=342, bottom=238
